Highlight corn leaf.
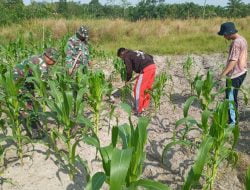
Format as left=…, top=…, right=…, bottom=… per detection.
left=120, top=103, right=132, bottom=116
left=86, top=172, right=106, bottom=190
left=100, top=145, right=114, bottom=176
left=176, top=116, right=197, bottom=127
left=130, top=179, right=170, bottom=190
left=200, top=109, right=211, bottom=133
left=112, top=127, right=119, bottom=148
left=110, top=148, right=133, bottom=190
left=82, top=136, right=100, bottom=148
left=162, top=140, right=192, bottom=163
left=184, top=96, right=197, bottom=117
left=118, top=124, right=131, bottom=149
left=182, top=136, right=214, bottom=190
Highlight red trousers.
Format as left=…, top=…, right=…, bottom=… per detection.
left=134, top=64, right=156, bottom=113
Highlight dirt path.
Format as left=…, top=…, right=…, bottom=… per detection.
left=1, top=53, right=249, bottom=190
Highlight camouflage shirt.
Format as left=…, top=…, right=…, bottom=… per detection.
left=14, top=55, right=48, bottom=80
left=65, top=35, right=89, bottom=69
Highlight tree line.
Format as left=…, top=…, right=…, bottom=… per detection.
left=0, top=0, right=250, bottom=25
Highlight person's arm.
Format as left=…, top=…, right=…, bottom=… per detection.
left=220, top=60, right=237, bottom=78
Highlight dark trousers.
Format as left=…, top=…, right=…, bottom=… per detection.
left=226, top=72, right=247, bottom=124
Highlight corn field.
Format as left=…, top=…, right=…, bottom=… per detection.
left=0, top=33, right=249, bottom=190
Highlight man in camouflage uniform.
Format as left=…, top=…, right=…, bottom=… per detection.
left=14, top=48, right=59, bottom=139
left=66, top=26, right=91, bottom=75
left=14, top=48, right=58, bottom=80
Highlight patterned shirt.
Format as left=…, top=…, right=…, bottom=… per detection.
left=227, top=36, right=248, bottom=79
left=14, top=55, right=48, bottom=80
left=65, top=35, right=89, bottom=70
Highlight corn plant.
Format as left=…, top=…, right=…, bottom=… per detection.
left=182, top=136, right=214, bottom=190
left=163, top=70, right=240, bottom=189
left=186, top=100, right=238, bottom=190
left=203, top=101, right=238, bottom=190
left=89, top=43, right=111, bottom=61
left=1, top=37, right=31, bottom=64
left=88, top=71, right=108, bottom=136
left=183, top=56, right=194, bottom=94
left=192, top=71, right=228, bottom=110
left=45, top=79, right=91, bottom=180
left=120, top=83, right=133, bottom=103
left=112, top=57, right=127, bottom=82
left=240, top=86, right=250, bottom=106
left=85, top=103, right=170, bottom=190
left=0, top=70, right=32, bottom=163
left=23, top=64, right=50, bottom=135
left=149, top=71, right=172, bottom=112
left=164, top=98, right=239, bottom=190
left=106, top=75, right=115, bottom=102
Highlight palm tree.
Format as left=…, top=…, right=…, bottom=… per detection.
left=227, top=0, right=244, bottom=17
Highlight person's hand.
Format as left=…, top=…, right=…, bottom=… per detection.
left=68, top=68, right=74, bottom=75
left=88, top=61, right=93, bottom=66
left=215, top=75, right=224, bottom=91
left=215, top=73, right=223, bottom=81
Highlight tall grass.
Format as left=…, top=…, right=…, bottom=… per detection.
left=0, top=17, right=250, bottom=54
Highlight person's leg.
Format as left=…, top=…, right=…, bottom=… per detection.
left=226, top=73, right=247, bottom=124
left=231, top=73, right=247, bottom=123
left=226, top=79, right=236, bottom=124
left=134, top=73, right=144, bottom=113
left=141, top=67, right=156, bottom=110
left=134, top=65, right=156, bottom=113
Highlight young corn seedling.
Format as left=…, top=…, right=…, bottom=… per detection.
left=164, top=98, right=239, bottom=190
left=183, top=100, right=239, bottom=190
left=85, top=103, right=170, bottom=190
left=162, top=95, right=197, bottom=164
left=46, top=79, right=90, bottom=180
left=202, top=100, right=239, bottom=190
left=163, top=70, right=239, bottom=189
left=24, top=64, right=50, bottom=134
left=64, top=65, right=89, bottom=116
left=106, top=75, right=115, bottom=102
left=120, top=82, right=133, bottom=103
left=112, top=57, right=127, bottom=82
left=112, top=57, right=132, bottom=102
left=149, top=71, right=172, bottom=113
left=87, top=71, right=108, bottom=136
left=183, top=56, right=194, bottom=94
left=0, top=70, right=32, bottom=164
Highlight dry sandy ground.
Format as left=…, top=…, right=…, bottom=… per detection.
left=1, top=53, right=250, bottom=190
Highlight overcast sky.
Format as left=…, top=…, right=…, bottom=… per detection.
left=23, top=0, right=250, bottom=6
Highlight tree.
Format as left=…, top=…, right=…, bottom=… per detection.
left=3, top=0, right=25, bottom=23
left=227, top=0, right=245, bottom=17
left=57, top=0, right=68, bottom=15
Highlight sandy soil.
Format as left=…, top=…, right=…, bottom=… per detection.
left=1, top=53, right=250, bottom=190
